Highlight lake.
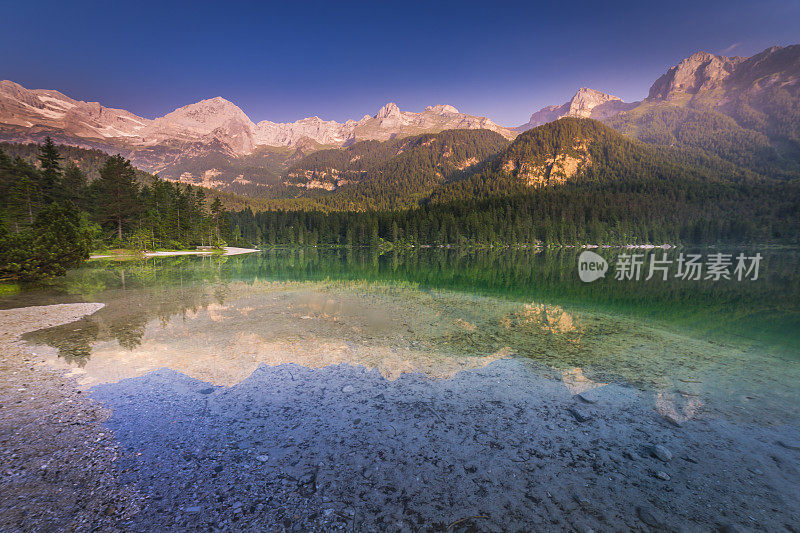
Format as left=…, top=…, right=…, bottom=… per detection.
left=2, top=247, right=799, bottom=530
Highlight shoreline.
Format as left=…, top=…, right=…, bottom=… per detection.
left=0, top=304, right=143, bottom=531
left=89, top=246, right=259, bottom=260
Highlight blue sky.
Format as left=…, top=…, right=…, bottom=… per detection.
left=1, top=0, right=798, bottom=125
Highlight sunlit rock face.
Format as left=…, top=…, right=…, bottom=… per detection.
left=0, top=81, right=515, bottom=188
left=647, top=51, right=745, bottom=100
left=517, top=88, right=634, bottom=131
left=503, top=140, right=592, bottom=188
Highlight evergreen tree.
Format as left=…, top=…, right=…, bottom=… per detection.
left=37, top=136, right=62, bottom=201
left=0, top=202, right=92, bottom=281
left=210, top=197, right=224, bottom=243
left=93, top=155, right=140, bottom=241
left=62, top=162, right=88, bottom=206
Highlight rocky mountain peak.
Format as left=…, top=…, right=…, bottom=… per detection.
left=164, top=97, right=250, bottom=123
left=425, top=104, right=459, bottom=115
left=518, top=87, right=628, bottom=131
left=152, top=97, right=254, bottom=140
left=647, top=51, right=744, bottom=100
left=376, top=102, right=401, bottom=120
left=568, top=88, right=623, bottom=117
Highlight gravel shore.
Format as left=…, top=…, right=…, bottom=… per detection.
left=0, top=304, right=143, bottom=532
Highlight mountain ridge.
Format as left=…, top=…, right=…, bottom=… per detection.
left=1, top=44, right=797, bottom=192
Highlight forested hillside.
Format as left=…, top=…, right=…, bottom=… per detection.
left=282, top=129, right=510, bottom=209
left=229, top=119, right=800, bottom=246
left=608, top=104, right=800, bottom=179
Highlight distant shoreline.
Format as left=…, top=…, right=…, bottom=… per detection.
left=89, top=247, right=259, bottom=260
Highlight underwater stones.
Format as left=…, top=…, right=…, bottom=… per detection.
left=718, top=523, right=746, bottom=533
left=637, top=506, right=664, bottom=528
left=655, top=471, right=671, bottom=481
left=662, top=413, right=683, bottom=427
left=341, top=385, right=355, bottom=393
left=577, top=392, right=599, bottom=404
left=776, top=440, right=800, bottom=451
left=568, top=407, right=593, bottom=422
left=651, top=445, right=673, bottom=462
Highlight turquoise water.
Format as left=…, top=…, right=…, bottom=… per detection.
left=5, top=247, right=799, bottom=424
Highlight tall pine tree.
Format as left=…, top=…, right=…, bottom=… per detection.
left=93, top=155, right=139, bottom=241
left=37, top=137, right=62, bottom=202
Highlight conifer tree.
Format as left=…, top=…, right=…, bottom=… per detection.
left=37, top=137, right=62, bottom=201
left=93, top=155, right=139, bottom=241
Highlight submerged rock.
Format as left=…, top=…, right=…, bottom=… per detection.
left=651, top=445, right=673, bottom=462
left=568, top=407, right=593, bottom=422
left=777, top=440, right=800, bottom=451
left=637, top=506, right=663, bottom=527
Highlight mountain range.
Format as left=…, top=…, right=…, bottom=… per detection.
left=1, top=44, right=798, bottom=193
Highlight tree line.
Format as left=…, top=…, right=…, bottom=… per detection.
left=228, top=174, right=800, bottom=248
left=0, top=138, right=233, bottom=280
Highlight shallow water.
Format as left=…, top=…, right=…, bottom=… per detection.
left=5, top=247, right=798, bottom=425
left=4, top=247, right=800, bottom=529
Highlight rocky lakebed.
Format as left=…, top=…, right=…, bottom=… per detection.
left=1, top=304, right=799, bottom=532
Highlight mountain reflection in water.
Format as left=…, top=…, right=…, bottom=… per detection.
left=5, top=247, right=798, bottom=425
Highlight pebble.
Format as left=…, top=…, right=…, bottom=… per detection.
left=652, top=444, right=673, bottom=462
left=198, top=388, right=214, bottom=395
left=655, top=471, right=671, bottom=480
left=568, top=407, right=593, bottom=423
left=637, top=506, right=663, bottom=527
left=577, top=388, right=602, bottom=404
left=663, top=414, right=683, bottom=427
left=186, top=506, right=202, bottom=514
left=341, top=385, right=355, bottom=393
left=719, top=523, right=745, bottom=533
left=256, top=455, right=269, bottom=462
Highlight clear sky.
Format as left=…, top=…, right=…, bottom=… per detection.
left=2, top=0, right=798, bottom=126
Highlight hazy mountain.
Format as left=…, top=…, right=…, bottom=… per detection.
left=517, top=87, right=635, bottom=131
left=517, top=45, right=800, bottom=177
left=609, top=45, right=800, bottom=177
